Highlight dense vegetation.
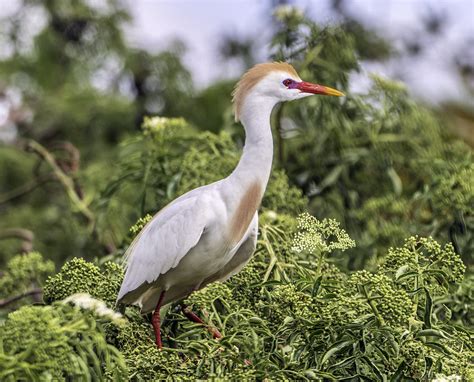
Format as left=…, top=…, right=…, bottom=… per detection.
left=0, top=1, right=472, bottom=381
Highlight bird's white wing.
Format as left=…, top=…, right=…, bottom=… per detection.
left=117, top=195, right=207, bottom=302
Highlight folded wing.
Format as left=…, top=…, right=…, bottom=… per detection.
left=117, top=196, right=206, bottom=303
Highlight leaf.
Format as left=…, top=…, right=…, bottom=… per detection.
left=416, top=329, right=449, bottom=340
left=321, top=340, right=354, bottom=365
left=311, top=275, right=323, bottom=297
left=361, top=356, right=385, bottom=381
left=396, top=271, right=419, bottom=282
left=387, top=167, right=403, bottom=196
left=394, top=265, right=411, bottom=280
left=425, top=342, right=451, bottom=355
left=423, top=287, right=433, bottom=329
left=321, top=293, right=338, bottom=299
left=424, top=269, right=450, bottom=289
left=328, top=355, right=357, bottom=370
left=317, top=165, right=344, bottom=192
left=390, top=361, right=406, bottom=382
left=305, top=370, right=338, bottom=381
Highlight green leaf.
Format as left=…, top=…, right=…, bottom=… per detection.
left=328, top=355, right=357, bottom=370
left=317, top=165, right=344, bottom=191
left=387, top=167, right=403, bottom=196
left=423, top=287, right=433, bottom=329
left=311, top=275, right=323, bottom=297
left=361, top=356, right=385, bottom=381
left=416, top=329, right=449, bottom=340
left=394, top=265, right=411, bottom=280
left=321, top=340, right=354, bottom=365
left=390, top=361, right=406, bottom=382
left=396, top=271, right=419, bottom=282
left=425, top=342, right=451, bottom=355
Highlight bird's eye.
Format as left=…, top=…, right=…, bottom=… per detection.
left=282, top=79, right=293, bottom=87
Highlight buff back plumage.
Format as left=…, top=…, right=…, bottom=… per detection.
left=232, top=62, right=300, bottom=121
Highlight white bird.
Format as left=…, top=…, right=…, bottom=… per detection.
left=117, top=62, right=344, bottom=348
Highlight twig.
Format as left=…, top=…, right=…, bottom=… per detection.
left=0, top=288, right=42, bottom=308
left=23, top=139, right=95, bottom=227
left=49, top=141, right=81, bottom=174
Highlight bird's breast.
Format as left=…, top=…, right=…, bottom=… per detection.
left=228, top=180, right=262, bottom=247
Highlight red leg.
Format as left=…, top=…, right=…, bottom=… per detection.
left=181, top=305, right=222, bottom=339
left=151, top=291, right=166, bottom=349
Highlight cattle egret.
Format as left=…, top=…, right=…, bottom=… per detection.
left=117, top=62, right=344, bottom=348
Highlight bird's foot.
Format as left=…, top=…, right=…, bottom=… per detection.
left=181, top=305, right=222, bottom=339
left=209, top=326, right=222, bottom=339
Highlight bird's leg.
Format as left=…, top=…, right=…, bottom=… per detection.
left=151, top=291, right=166, bottom=349
left=181, top=304, right=222, bottom=339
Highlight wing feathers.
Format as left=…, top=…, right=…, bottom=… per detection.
left=117, top=196, right=206, bottom=302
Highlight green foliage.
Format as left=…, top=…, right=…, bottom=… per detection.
left=0, top=302, right=127, bottom=381
left=0, top=0, right=196, bottom=266
left=381, top=236, right=466, bottom=289
left=43, top=258, right=123, bottom=307
left=267, top=11, right=474, bottom=265
left=86, top=213, right=470, bottom=381
left=0, top=252, right=54, bottom=299
left=430, top=160, right=473, bottom=216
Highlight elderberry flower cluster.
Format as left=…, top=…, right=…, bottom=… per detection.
left=129, top=214, right=153, bottom=236
left=292, top=212, right=355, bottom=255
left=142, top=116, right=188, bottom=136
left=43, top=258, right=124, bottom=307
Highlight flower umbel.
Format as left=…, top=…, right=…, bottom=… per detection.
left=292, top=212, right=355, bottom=255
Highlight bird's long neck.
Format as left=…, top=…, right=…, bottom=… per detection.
left=221, top=93, right=277, bottom=246
left=228, top=95, right=275, bottom=196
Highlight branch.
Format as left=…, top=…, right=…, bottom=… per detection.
left=23, top=139, right=95, bottom=227
left=49, top=141, right=81, bottom=174
left=0, top=288, right=42, bottom=308
left=0, top=228, right=34, bottom=252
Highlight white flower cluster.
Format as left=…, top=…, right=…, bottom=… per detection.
left=63, top=293, right=124, bottom=324
left=292, top=212, right=355, bottom=255
left=273, top=4, right=303, bottom=22
left=142, top=116, right=187, bottom=134
left=143, top=116, right=169, bottom=131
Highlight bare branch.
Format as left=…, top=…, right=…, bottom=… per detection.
left=22, top=139, right=95, bottom=227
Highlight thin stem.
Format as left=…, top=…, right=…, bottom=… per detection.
left=315, top=252, right=325, bottom=278
left=260, top=226, right=281, bottom=283
left=362, top=285, right=386, bottom=327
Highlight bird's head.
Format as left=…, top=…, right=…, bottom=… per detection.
left=233, top=62, right=344, bottom=121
